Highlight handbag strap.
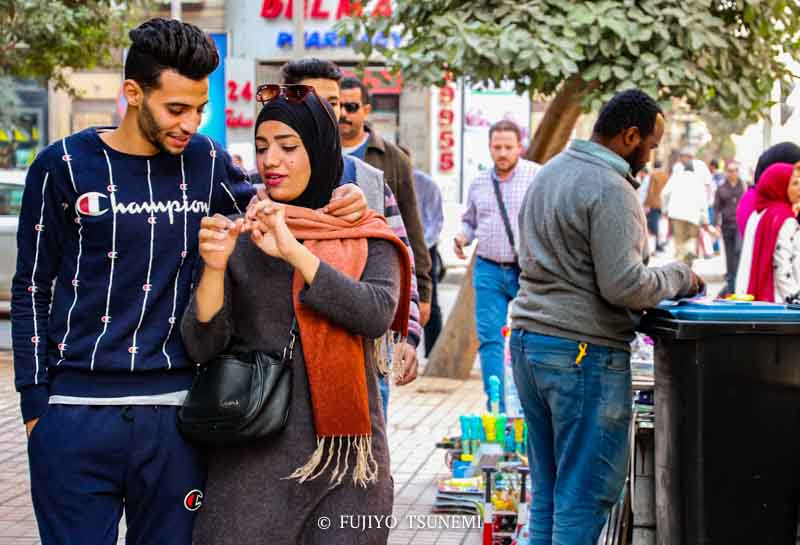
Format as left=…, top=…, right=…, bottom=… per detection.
left=491, top=174, right=519, bottom=260
left=282, top=317, right=299, bottom=363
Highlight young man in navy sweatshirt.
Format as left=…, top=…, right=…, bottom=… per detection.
left=12, top=18, right=366, bottom=545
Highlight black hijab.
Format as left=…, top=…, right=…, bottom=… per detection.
left=254, top=92, right=343, bottom=210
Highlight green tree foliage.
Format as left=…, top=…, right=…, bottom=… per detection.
left=341, top=0, right=800, bottom=378
left=341, top=0, right=800, bottom=123
left=1, top=0, right=150, bottom=90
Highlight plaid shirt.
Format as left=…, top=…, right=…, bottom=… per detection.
left=462, top=159, right=541, bottom=263
left=384, top=184, right=422, bottom=347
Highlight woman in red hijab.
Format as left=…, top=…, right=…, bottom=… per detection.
left=736, top=162, right=800, bottom=302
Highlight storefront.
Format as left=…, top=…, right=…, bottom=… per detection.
left=223, top=0, right=428, bottom=172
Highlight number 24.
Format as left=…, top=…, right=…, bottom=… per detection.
left=227, top=81, right=253, bottom=102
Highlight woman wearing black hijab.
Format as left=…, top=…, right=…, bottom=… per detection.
left=182, top=88, right=402, bottom=544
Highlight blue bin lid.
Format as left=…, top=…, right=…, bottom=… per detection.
left=651, top=298, right=800, bottom=322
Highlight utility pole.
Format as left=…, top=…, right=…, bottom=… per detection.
left=171, top=0, right=182, bottom=21
left=293, top=0, right=304, bottom=58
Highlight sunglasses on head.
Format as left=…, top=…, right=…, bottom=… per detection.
left=256, top=84, right=316, bottom=103
left=341, top=102, right=362, bottom=114
left=255, top=83, right=336, bottom=126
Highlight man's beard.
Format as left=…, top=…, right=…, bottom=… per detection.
left=138, top=100, right=170, bottom=154
left=338, top=119, right=360, bottom=140
left=624, top=147, right=647, bottom=176
left=495, top=157, right=519, bottom=176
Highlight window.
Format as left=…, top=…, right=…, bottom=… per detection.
left=0, top=181, right=24, bottom=216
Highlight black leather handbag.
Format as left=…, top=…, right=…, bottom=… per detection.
left=177, top=319, right=297, bottom=446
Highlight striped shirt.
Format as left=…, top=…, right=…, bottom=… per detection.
left=384, top=184, right=422, bottom=347
left=462, top=159, right=541, bottom=263
left=11, top=128, right=253, bottom=422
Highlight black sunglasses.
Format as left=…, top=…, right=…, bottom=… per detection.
left=342, top=102, right=362, bottom=114
left=255, top=83, right=337, bottom=127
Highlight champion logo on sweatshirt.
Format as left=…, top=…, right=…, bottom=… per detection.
left=75, top=192, right=108, bottom=217
left=75, top=192, right=210, bottom=224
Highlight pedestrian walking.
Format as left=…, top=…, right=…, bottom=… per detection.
left=454, top=119, right=541, bottom=412
left=11, top=19, right=367, bottom=545
left=399, top=144, right=445, bottom=356
left=339, top=77, right=432, bottom=326
left=643, top=160, right=669, bottom=254
left=662, top=149, right=713, bottom=266
left=714, top=161, right=746, bottom=296
left=510, top=89, right=704, bottom=545
left=280, top=58, right=423, bottom=420
left=184, top=90, right=410, bottom=545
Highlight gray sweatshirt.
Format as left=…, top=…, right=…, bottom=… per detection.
left=510, top=139, right=694, bottom=350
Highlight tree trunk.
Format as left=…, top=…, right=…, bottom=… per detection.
left=423, top=255, right=478, bottom=379
left=424, top=77, right=589, bottom=379
left=526, top=75, right=595, bottom=164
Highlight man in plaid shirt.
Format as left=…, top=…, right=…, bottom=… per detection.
left=454, top=120, right=540, bottom=412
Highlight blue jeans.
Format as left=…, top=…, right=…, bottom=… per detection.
left=510, top=330, right=632, bottom=545
left=474, top=257, right=520, bottom=413
left=378, top=372, right=389, bottom=422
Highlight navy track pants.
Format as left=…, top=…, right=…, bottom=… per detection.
left=28, top=404, right=205, bottom=545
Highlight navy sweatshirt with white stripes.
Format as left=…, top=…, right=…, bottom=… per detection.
left=12, top=128, right=254, bottom=422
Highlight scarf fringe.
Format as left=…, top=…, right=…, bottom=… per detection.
left=285, top=435, right=378, bottom=489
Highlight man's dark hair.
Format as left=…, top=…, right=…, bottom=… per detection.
left=592, top=89, right=664, bottom=140
left=340, top=76, right=371, bottom=105
left=489, top=119, right=522, bottom=142
left=281, top=57, right=343, bottom=84
left=754, top=142, right=800, bottom=185
left=124, top=18, right=219, bottom=91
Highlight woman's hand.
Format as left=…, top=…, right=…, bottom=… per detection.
left=247, top=197, right=321, bottom=284
left=247, top=198, right=302, bottom=261
left=199, top=215, right=243, bottom=271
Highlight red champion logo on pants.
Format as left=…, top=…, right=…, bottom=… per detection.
left=184, top=490, right=203, bottom=511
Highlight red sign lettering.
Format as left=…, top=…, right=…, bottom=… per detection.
left=261, top=0, right=283, bottom=18
left=438, top=82, right=456, bottom=173
left=371, top=0, right=391, bottom=17
left=225, top=109, right=255, bottom=129
left=439, top=152, right=454, bottom=172
left=336, top=0, right=362, bottom=18
left=261, top=0, right=382, bottom=20
left=310, top=0, right=329, bottom=19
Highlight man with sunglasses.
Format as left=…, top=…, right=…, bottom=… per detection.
left=338, top=77, right=433, bottom=323
left=12, top=20, right=368, bottom=545
left=279, top=59, right=423, bottom=420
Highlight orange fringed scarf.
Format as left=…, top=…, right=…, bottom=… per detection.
left=282, top=205, right=412, bottom=488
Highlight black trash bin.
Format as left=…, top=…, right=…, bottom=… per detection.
left=639, top=299, right=800, bottom=545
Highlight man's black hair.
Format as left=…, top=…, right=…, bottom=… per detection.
left=281, top=58, right=343, bottom=84
left=754, top=142, right=800, bottom=185
left=340, top=76, right=371, bottom=105
left=592, top=89, right=664, bottom=140
left=124, top=18, right=219, bottom=91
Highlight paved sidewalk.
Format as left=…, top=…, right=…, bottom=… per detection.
left=0, top=351, right=485, bottom=545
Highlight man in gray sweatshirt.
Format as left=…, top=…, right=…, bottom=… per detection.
left=509, top=89, right=704, bottom=545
